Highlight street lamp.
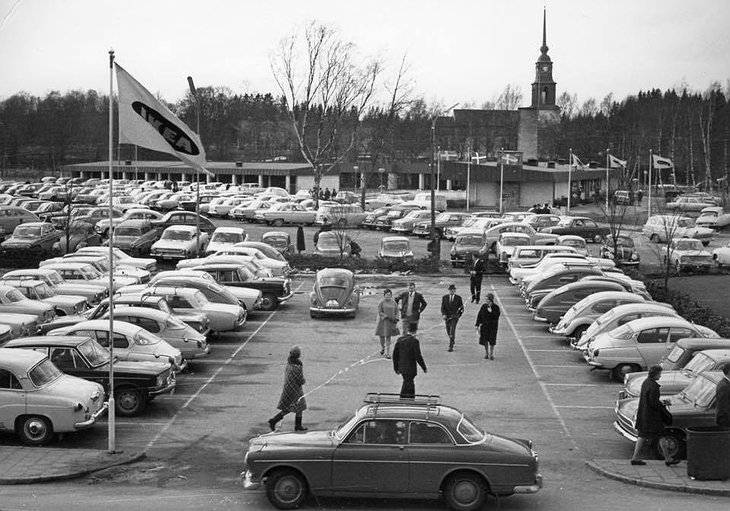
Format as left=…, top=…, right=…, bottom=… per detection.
left=430, top=102, right=459, bottom=262
left=187, top=76, right=202, bottom=257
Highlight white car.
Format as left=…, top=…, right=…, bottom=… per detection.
left=642, top=214, right=714, bottom=245
left=205, top=227, right=249, bottom=256
left=207, top=246, right=291, bottom=276
left=712, top=241, right=730, bottom=268
left=150, top=225, right=209, bottom=260
left=495, top=232, right=532, bottom=265
left=75, top=246, right=157, bottom=273
left=695, top=206, right=730, bottom=230
left=0, top=348, right=106, bottom=445
left=667, top=238, right=713, bottom=273
left=510, top=254, right=597, bottom=286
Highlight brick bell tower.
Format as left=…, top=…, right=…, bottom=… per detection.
left=531, top=8, right=557, bottom=108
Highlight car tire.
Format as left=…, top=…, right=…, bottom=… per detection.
left=611, top=363, right=640, bottom=381
left=657, top=430, right=686, bottom=460
left=260, top=293, right=278, bottom=312
left=265, top=468, right=308, bottom=510
left=17, top=415, right=54, bottom=446
left=115, top=387, right=147, bottom=417
left=571, top=325, right=588, bottom=341
left=443, top=472, right=488, bottom=511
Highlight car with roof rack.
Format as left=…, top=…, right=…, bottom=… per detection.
left=242, top=392, right=542, bottom=510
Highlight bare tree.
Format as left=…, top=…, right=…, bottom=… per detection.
left=557, top=92, right=578, bottom=118
left=270, top=22, right=381, bottom=208
left=494, top=83, right=524, bottom=110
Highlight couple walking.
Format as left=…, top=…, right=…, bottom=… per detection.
left=441, top=284, right=501, bottom=359
left=374, top=282, right=427, bottom=358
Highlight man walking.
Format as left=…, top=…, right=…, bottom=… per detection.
left=631, top=365, right=677, bottom=466
left=470, top=254, right=487, bottom=303
left=392, top=323, right=428, bottom=398
left=441, top=284, right=464, bottom=352
left=396, top=282, right=427, bottom=332
left=716, top=364, right=730, bottom=428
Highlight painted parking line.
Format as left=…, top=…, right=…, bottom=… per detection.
left=525, top=349, right=573, bottom=352
left=534, top=364, right=585, bottom=368
left=555, top=405, right=614, bottom=409
left=143, top=281, right=305, bottom=452
left=542, top=383, right=605, bottom=387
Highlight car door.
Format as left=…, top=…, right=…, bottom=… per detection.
left=0, top=368, right=26, bottom=429
left=635, top=327, right=670, bottom=367
left=94, top=329, right=132, bottom=361
left=406, top=420, right=456, bottom=493
left=331, top=419, right=409, bottom=494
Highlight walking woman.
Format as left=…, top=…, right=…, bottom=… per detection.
left=375, top=288, right=399, bottom=358
left=268, top=346, right=307, bottom=432
left=475, top=292, right=501, bottom=360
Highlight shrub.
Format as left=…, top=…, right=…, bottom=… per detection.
left=288, top=254, right=439, bottom=274
left=0, top=248, right=53, bottom=269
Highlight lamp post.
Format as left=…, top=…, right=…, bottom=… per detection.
left=187, top=76, right=201, bottom=257
left=355, top=166, right=364, bottom=210
left=430, top=103, right=459, bottom=262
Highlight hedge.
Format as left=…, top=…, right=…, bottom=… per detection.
left=288, top=254, right=439, bottom=274
left=645, top=280, right=730, bottom=338
left=0, top=248, right=54, bottom=270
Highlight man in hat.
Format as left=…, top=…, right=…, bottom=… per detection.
left=392, top=323, right=428, bottom=398
left=440, top=284, right=464, bottom=352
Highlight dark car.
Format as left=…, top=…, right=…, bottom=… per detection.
left=309, top=268, right=360, bottom=319
left=180, top=193, right=219, bottom=212
left=5, top=335, right=175, bottom=416
left=360, top=207, right=389, bottom=230
left=111, top=219, right=160, bottom=256
left=532, top=281, right=628, bottom=324
left=52, top=221, right=103, bottom=254
left=190, top=263, right=293, bottom=311
left=369, top=205, right=422, bottom=231
left=599, top=234, right=640, bottom=266
left=1, top=222, right=62, bottom=253
left=542, top=216, right=611, bottom=243
left=658, top=338, right=730, bottom=372
left=242, top=393, right=542, bottom=510
left=411, top=212, right=471, bottom=238
left=152, top=210, right=216, bottom=235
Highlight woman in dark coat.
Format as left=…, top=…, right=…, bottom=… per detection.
left=631, top=365, right=676, bottom=465
left=268, top=346, right=308, bottom=432
left=296, top=225, right=305, bottom=253
left=475, top=292, right=500, bottom=360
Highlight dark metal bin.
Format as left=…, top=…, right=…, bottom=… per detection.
left=686, top=426, right=730, bottom=480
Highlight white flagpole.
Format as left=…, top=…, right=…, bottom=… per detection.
left=466, top=148, right=471, bottom=212
left=606, top=149, right=610, bottom=210
left=107, top=49, right=116, bottom=453
left=568, top=148, right=573, bottom=214
left=499, top=148, right=505, bottom=214
left=648, top=149, right=653, bottom=216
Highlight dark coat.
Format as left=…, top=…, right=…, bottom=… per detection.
left=475, top=303, right=500, bottom=345
left=635, top=377, right=672, bottom=436
left=440, top=293, right=464, bottom=320
left=277, top=358, right=307, bottom=413
left=296, top=225, right=305, bottom=252
left=395, top=291, right=427, bottom=321
left=716, top=376, right=730, bottom=427
left=471, top=256, right=487, bottom=277
left=392, top=334, right=427, bottom=376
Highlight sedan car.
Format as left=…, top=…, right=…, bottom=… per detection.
left=584, top=316, right=719, bottom=379
left=495, top=232, right=532, bottom=265
left=712, top=241, right=730, bottom=268
left=108, top=219, right=160, bottom=256
left=1, top=267, right=107, bottom=305
left=151, top=210, right=216, bottom=235
left=378, top=236, right=414, bottom=263
left=390, top=209, right=433, bottom=234
left=1, top=221, right=61, bottom=252
left=309, top=268, right=360, bottom=319
left=205, top=226, right=249, bottom=255
left=555, top=234, right=588, bottom=256
left=75, top=246, right=157, bottom=273
left=643, top=215, right=714, bottom=245
left=314, top=231, right=352, bottom=257
left=1, top=279, right=88, bottom=316
left=261, top=231, right=295, bottom=258
left=667, top=238, right=713, bottom=273
left=695, top=206, right=730, bottom=230
left=599, top=235, right=640, bottom=266
left=534, top=285, right=634, bottom=326
left=242, top=393, right=542, bottom=510
left=0, top=348, right=106, bottom=445
left=665, top=195, right=716, bottom=212
left=449, top=230, right=487, bottom=268
left=411, top=212, right=471, bottom=238
left=95, top=208, right=164, bottom=236
left=52, top=221, right=103, bottom=254
left=0, top=284, right=56, bottom=325
left=541, top=216, right=611, bottom=243
left=150, top=225, right=210, bottom=260
left=256, top=202, right=317, bottom=226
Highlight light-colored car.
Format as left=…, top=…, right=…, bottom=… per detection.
left=261, top=231, right=295, bottom=258
left=0, top=312, right=40, bottom=338
left=495, top=232, right=532, bottom=265
left=642, top=214, right=714, bottom=245
left=0, top=284, right=56, bottom=325
left=256, top=202, right=317, bottom=226
left=695, top=206, right=730, bottom=230
left=315, top=203, right=368, bottom=228
left=229, top=199, right=270, bottom=221
left=665, top=195, right=716, bottom=212
left=314, top=231, right=353, bottom=257
left=507, top=245, right=577, bottom=277
left=205, top=226, right=249, bottom=256
left=309, top=268, right=360, bottom=318
left=533, top=282, right=629, bottom=324
left=236, top=240, right=290, bottom=263
left=205, top=246, right=291, bottom=276
left=584, top=316, right=719, bottom=379
left=95, top=208, right=164, bottom=236
left=53, top=253, right=150, bottom=283
left=555, top=234, right=588, bottom=256
left=49, top=319, right=184, bottom=370
left=76, top=246, right=157, bottom=273
left=0, top=348, right=106, bottom=445
left=1, top=279, right=88, bottom=316
left=510, top=254, right=597, bottom=286
left=390, top=210, right=433, bottom=234
left=150, top=225, right=209, bottom=260
left=208, top=196, right=250, bottom=218
left=548, top=291, right=651, bottom=340
left=712, top=241, right=730, bottom=267
left=1, top=267, right=107, bottom=305
left=667, top=238, right=713, bottom=273
left=443, top=216, right=502, bottom=241
left=378, top=236, right=414, bottom=262
left=481, top=222, right=558, bottom=256
left=363, top=193, right=405, bottom=210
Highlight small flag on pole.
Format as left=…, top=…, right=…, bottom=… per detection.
left=652, top=154, right=674, bottom=170
left=609, top=154, right=627, bottom=168
left=571, top=153, right=585, bottom=169
left=115, top=63, right=212, bottom=176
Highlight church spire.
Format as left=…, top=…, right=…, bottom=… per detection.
left=541, top=7, right=548, bottom=55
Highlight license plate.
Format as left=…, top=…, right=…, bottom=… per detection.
left=326, top=299, right=339, bottom=307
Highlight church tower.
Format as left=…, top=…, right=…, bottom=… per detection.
left=531, top=8, right=558, bottom=109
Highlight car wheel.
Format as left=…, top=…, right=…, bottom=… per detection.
left=272, top=218, right=284, bottom=227
left=571, top=325, right=588, bottom=341
left=17, top=415, right=54, bottom=446
left=115, top=387, right=147, bottom=417
left=657, top=430, right=686, bottom=460
left=650, top=234, right=661, bottom=243
left=593, top=234, right=603, bottom=243
left=611, top=363, right=640, bottom=381
left=309, top=311, right=318, bottom=319
left=260, top=293, right=278, bottom=312
left=443, top=472, right=488, bottom=511
left=265, top=469, right=308, bottom=510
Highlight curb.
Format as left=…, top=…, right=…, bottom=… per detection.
left=586, top=460, right=730, bottom=497
left=0, top=451, right=146, bottom=485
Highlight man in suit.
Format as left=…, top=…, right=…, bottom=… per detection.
left=396, top=282, right=427, bottom=332
left=392, top=323, right=428, bottom=398
left=716, top=364, right=730, bottom=428
left=440, top=284, right=464, bottom=352
left=470, top=254, right=487, bottom=303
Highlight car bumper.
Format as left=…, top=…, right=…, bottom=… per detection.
left=613, top=420, right=638, bottom=442
left=678, top=262, right=712, bottom=271
left=278, top=291, right=294, bottom=302
left=532, top=313, right=549, bottom=323
left=513, top=474, right=543, bottom=494
left=310, top=306, right=357, bottom=315
left=148, top=381, right=176, bottom=397
left=241, top=470, right=260, bottom=490
left=74, top=401, right=109, bottom=430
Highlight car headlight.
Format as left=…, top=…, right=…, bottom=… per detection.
left=156, top=375, right=164, bottom=387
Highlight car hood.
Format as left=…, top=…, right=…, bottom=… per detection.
left=43, top=295, right=85, bottom=308
left=625, top=371, right=694, bottom=397
left=250, top=430, right=335, bottom=450
left=314, top=286, right=351, bottom=304
left=46, top=373, right=104, bottom=400
left=152, top=239, right=193, bottom=250
left=108, top=358, right=171, bottom=375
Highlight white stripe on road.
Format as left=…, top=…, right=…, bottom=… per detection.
left=555, top=405, right=614, bottom=409
left=542, top=383, right=605, bottom=387
left=490, top=281, right=577, bottom=449
left=525, top=349, right=572, bottom=352
left=534, top=364, right=584, bottom=368
left=144, top=281, right=305, bottom=452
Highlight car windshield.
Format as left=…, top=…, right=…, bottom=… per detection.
left=383, top=241, right=409, bottom=251
left=32, top=283, right=53, bottom=299
left=46, top=271, right=64, bottom=286
left=456, top=235, right=484, bottom=246
left=318, top=276, right=349, bottom=288
left=266, top=237, right=287, bottom=247
left=135, top=330, right=162, bottom=346
left=665, top=345, right=685, bottom=364
left=457, top=413, right=486, bottom=443
left=14, top=226, right=42, bottom=238
left=81, top=266, right=103, bottom=279
left=676, top=218, right=694, bottom=228
left=4, top=288, right=26, bottom=302
left=162, top=229, right=193, bottom=241
left=28, top=358, right=63, bottom=387
left=683, top=353, right=716, bottom=374
left=562, top=239, right=585, bottom=248
left=165, top=316, right=188, bottom=330
left=115, top=227, right=142, bottom=237
left=334, top=414, right=361, bottom=440
left=212, top=232, right=244, bottom=243
left=681, top=375, right=718, bottom=408
left=78, top=338, right=110, bottom=366
left=674, top=239, right=703, bottom=251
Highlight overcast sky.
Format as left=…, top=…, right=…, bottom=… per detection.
left=1, top=0, right=729, bottom=108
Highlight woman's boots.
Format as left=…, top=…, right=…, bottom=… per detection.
left=268, top=412, right=285, bottom=431
left=295, top=415, right=308, bottom=432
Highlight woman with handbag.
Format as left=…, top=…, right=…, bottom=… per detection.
left=375, top=288, right=399, bottom=358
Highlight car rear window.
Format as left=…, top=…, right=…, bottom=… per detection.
left=28, top=359, right=63, bottom=387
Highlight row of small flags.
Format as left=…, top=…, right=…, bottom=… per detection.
left=571, top=153, right=674, bottom=170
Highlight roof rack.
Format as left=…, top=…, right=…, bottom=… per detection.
left=364, top=393, right=441, bottom=405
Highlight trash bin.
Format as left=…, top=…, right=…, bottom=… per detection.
left=686, top=426, right=730, bottom=480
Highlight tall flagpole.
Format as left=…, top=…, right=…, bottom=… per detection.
left=568, top=148, right=573, bottom=214
left=606, top=149, right=610, bottom=210
left=499, top=148, right=505, bottom=214
left=466, top=148, right=471, bottom=212
left=107, top=48, right=116, bottom=453
left=648, top=149, right=653, bottom=216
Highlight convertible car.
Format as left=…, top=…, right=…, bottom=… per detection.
left=309, top=268, right=360, bottom=319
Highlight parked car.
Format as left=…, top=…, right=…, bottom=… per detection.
left=363, top=193, right=405, bottom=210
left=75, top=246, right=157, bottom=273
left=642, top=215, right=714, bottom=245
left=378, top=236, right=414, bottom=263
left=314, top=231, right=353, bottom=257
left=241, top=393, right=542, bottom=510
left=523, top=213, right=562, bottom=232
left=480, top=222, right=558, bottom=255
left=495, top=232, right=532, bottom=265
left=533, top=283, right=633, bottom=325
left=584, top=316, right=719, bottom=379
left=309, top=268, right=360, bottom=319
left=443, top=216, right=503, bottom=241
left=506, top=245, right=577, bottom=276
left=229, top=199, right=270, bottom=221
left=6, top=336, right=174, bottom=417
left=711, top=240, right=730, bottom=268
left=657, top=338, right=730, bottom=372
left=541, top=216, right=611, bottom=243
left=0, top=205, right=40, bottom=235
left=151, top=210, right=216, bottom=235
left=411, top=212, right=471, bottom=238
left=614, top=371, right=724, bottom=460
left=205, top=226, right=249, bottom=255
left=150, top=225, right=210, bottom=260
left=695, top=206, right=730, bottom=230
left=391, top=209, right=433, bottom=234
left=261, top=231, right=295, bottom=258
left=48, top=254, right=148, bottom=285
left=51, top=221, right=102, bottom=254
left=256, top=202, right=317, bottom=226
left=236, top=241, right=290, bottom=263
left=1, top=279, right=88, bottom=316
left=1, top=268, right=107, bottom=305
left=0, top=312, right=40, bottom=339
left=555, top=234, right=588, bottom=256
left=0, top=348, right=107, bottom=445
left=599, top=234, right=640, bottom=266
left=667, top=238, right=713, bottom=273
left=368, top=205, right=422, bottom=231
left=521, top=266, right=604, bottom=306
left=0, top=284, right=56, bottom=326
left=49, top=319, right=184, bottom=370
left=206, top=196, right=250, bottom=218
left=1, top=221, right=62, bottom=252
left=665, top=195, right=716, bottom=212
left=315, top=203, right=368, bottom=227
left=106, top=219, right=160, bottom=257
left=449, top=230, right=487, bottom=268
left=201, top=246, right=291, bottom=277
left=548, top=291, right=649, bottom=340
